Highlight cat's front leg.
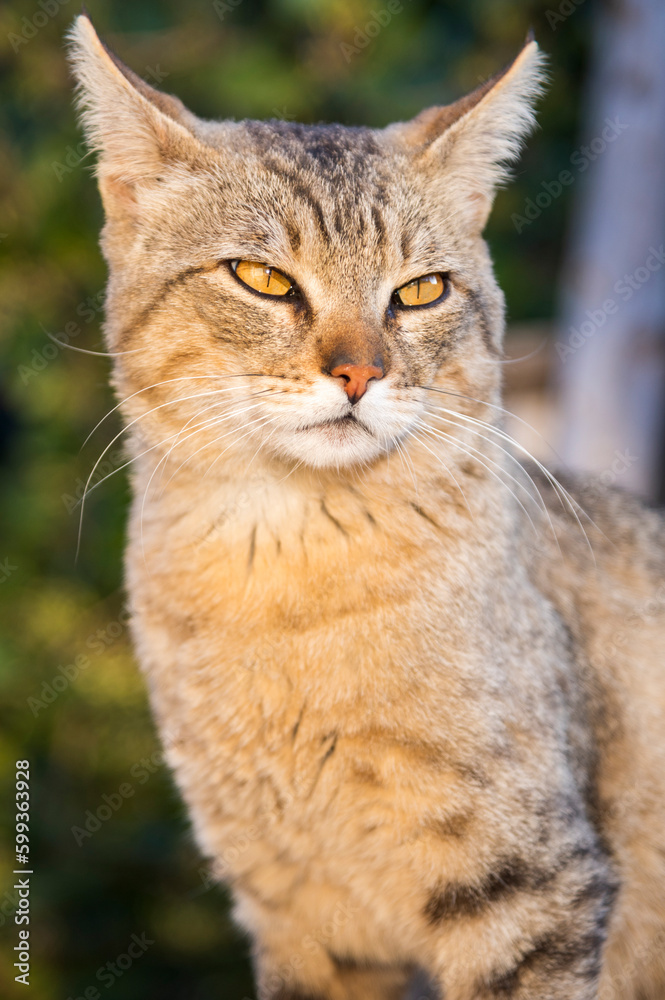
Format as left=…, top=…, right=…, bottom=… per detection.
left=256, top=960, right=413, bottom=1000
left=427, top=843, right=617, bottom=1000
left=469, top=924, right=607, bottom=1000
left=244, top=903, right=411, bottom=1000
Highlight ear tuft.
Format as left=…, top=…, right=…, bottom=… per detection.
left=66, top=14, right=205, bottom=219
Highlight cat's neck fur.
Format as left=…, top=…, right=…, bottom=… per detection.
left=128, top=426, right=520, bottom=604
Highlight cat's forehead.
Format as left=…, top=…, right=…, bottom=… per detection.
left=233, top=120, right=387, bottom=178
left=196, top=117, right=440, bottom=268
left=203, top=117, right=404, bottom=209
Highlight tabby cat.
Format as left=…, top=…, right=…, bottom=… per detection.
left=67, top=14, right=665, bottom=1000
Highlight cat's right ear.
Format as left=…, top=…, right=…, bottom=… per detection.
left=388, top=37, right=546, bottom=233
left=66, top=13, right=207, bottom=226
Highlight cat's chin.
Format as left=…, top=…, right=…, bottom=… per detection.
left=272, top=416, right=391, bottom=469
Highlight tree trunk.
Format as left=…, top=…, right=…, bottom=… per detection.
left=555, top=0, right=665, bottom=502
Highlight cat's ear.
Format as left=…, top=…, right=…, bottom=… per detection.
left=66, top=13, right=207, bottom=224
left=390, top=37, right=546, bottom=232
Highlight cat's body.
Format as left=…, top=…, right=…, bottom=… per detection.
left=130, top=453, right=665, bottom=1000
left=68, top=15, right=665, bottom=999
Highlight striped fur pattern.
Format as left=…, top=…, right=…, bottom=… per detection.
left=67, top=15, right=665, bottom=999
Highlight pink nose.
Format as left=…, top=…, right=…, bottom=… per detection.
left=330, top=363, right=384, bottom=403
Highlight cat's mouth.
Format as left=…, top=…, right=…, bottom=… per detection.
left=272, top=401, right=399, bottom=468
left=298, top=413, right=372, bottom=435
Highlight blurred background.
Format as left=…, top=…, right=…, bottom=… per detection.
left=1, top=0, right=663, bottom=997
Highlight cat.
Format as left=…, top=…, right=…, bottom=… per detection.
left=67, top=13, right=665, bottom=1000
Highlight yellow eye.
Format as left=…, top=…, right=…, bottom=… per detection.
left=394, top=273, right=448, bottom=307
left=232, top=260, right=294, bottom=297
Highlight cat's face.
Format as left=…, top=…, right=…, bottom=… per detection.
left=69, top=17, right=544, bottom=476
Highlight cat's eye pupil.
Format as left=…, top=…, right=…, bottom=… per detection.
left=232, top=259, right=294, bottom=298
left=394, top=272, right=448, bottom=308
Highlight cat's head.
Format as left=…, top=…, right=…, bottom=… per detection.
left=68, top=15, right=545, bottom=476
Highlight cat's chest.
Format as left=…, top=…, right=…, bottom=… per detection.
left=167, top=683, right=490, bottom=897
left=144, top=592, right=515, bottom=870
left=130, top=487, right=541, bottom=774
left=129, top=490, right=575, bottom=911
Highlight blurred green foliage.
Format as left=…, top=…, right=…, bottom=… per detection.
left=0, top=0, right=592, bottom=995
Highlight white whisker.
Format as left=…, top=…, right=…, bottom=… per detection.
left=83, top=373, right=270, bottom=449
left=498, top=338, right=547, bottom=366
left=140, top=412, right=279, bottom=567
left=48, top=335, right=146, bottom=358
left=158, top=408, right=276, bottom=496
left=230, top=415, right=282, bottom=479
left=416, top=419, right=536, bottom=534
left=410, top=427, right=474, bottom=520
left=82, top=386, right=261, bottom=508
left=394, top=436, right=419, bottom=497
left=76, top=395, right=269, bottom=557
left=157, top=389, right=277, bottom=488
left=426, top=410, right=553, bottom=526
left=420, top=400, right=597, bottom=558
left=420, top=385, right=562, bottom=465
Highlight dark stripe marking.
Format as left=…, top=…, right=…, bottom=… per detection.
left=424, top=856, right=553, bottom=924
left=409, top=502, right=442, bottom=531
left=285, top=221, right=301, bottom=253
left=571, top=872, right=616, bottom=909
left=306, top=734, right=339, bottom=800
left=321, top=501, right=349, bottom=536
left=116, top=262, right=218, bottom=347
left=272, top=990, right=329, bottom=1000
left=248, top=525, right=257, bottom=570
left=487, top=928, right=606, bottom=993
left=292, top=703, right=305, bottom=741
left=291, top=183, right=332, bottom=244
left=320, top=734, right=338, bottom=767
left=371, top=205, right=386, bottom=244
left=467, top=287, right=499, bottom=356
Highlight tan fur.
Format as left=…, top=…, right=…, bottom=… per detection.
left=68, top=15, right=665, bottom=999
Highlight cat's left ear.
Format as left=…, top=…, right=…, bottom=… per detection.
left=66, top=13, right=209, bottom=227
left=389, top=37, right=546, bottom=232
